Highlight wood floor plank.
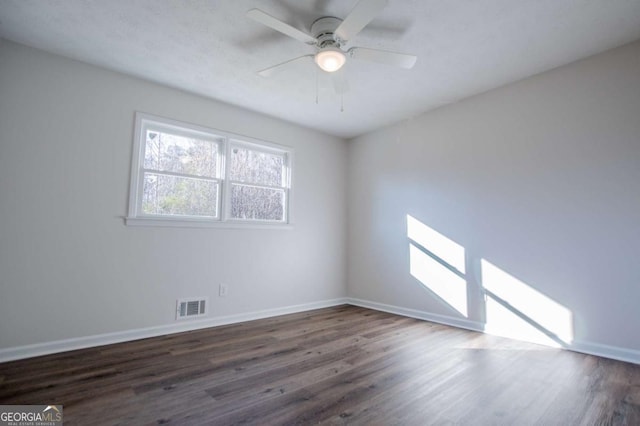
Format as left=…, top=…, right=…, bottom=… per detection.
left=1, top=305, right=639, bottom=425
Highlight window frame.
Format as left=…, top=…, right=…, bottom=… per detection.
left=126, top=112, right=293, bottom=229
left=224, top=139, right=291, bottom=224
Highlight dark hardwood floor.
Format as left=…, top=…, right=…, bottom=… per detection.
left=1, top=305, right=639, bottom=425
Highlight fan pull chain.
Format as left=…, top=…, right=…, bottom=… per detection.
left=341, top=93, right=344, bottom=112
left=315, top=66, right=319, bottom=104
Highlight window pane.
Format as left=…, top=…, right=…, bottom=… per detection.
left=230, top=183, right=285, bottom=221
left=142, top=172, right=218, bottom=217
left=229, top=146, right=284, bottom=186
left=144, top=130, right=218, bottom=178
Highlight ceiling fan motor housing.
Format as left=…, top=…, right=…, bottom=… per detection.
left=248, top=1, right=417, bottom=81
left=311, top=17, right=344, bottom=48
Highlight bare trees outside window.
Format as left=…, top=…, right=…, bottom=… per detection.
left=142, top=131, right=220, bottom=217
left=128, top=113, right=291, bottom=227
left=229, top=146, right=286, bottom=221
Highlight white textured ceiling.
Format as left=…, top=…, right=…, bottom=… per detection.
left=1, top=0, right=640, bottom=138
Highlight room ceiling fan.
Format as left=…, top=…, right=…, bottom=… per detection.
left=247, top=0, right=417, bottom=95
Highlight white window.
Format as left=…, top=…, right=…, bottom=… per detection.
left=127, top=113, right=292, bottom=227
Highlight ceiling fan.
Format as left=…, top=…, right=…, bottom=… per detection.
left=247, top=0, right=417, bottom=94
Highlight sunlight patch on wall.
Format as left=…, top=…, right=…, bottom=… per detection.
left=407, top=215, right=465, bottom=273
left=409, top=245, right=468, bottom=316
left=407, top=215, right=467, bottom=317
left=481, top=259, right=574, bottom=347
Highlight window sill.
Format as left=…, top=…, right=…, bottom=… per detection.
left=124, top=216, right=293, bottom=230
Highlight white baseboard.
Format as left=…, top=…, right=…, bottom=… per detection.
left=2, top=297, right=638, bottom=366
left=347, top=298, right=484, bottom=333
left=347, top=297, right=640, bottom=365
left=0, top=298, right=348, bottom=363
left=569, top=339, right=640, bottom=365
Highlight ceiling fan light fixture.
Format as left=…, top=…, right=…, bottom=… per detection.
left=314, top=47, right=346, bottom=73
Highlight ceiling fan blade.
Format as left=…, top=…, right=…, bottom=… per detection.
left=335, top=0, right=388, bottom=42
left=258, top=55, right=314, bottom=77
left=349, top=47, right=417, bottom=69
left=331, top=68, right=349, bottom=94
left=247, top=9, right=317, bottom=45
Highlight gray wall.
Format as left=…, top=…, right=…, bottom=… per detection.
left=0, top=41, right=347, bottom=349
left=347, top=41, right=640, bottom=356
